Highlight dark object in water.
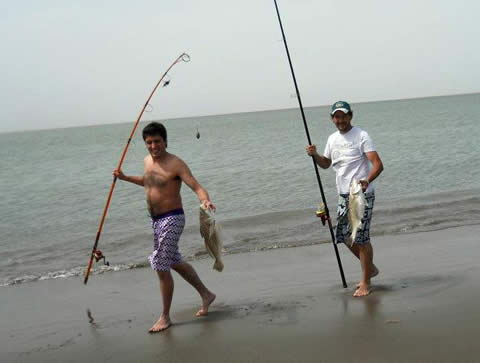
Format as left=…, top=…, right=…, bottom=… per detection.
left=196, top=128, right=200, bottom=139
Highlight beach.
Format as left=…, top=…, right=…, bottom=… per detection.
left=2, top=224, right=479, bottom=363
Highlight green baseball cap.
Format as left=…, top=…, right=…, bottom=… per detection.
left=330, top=100, right=351, bottom=115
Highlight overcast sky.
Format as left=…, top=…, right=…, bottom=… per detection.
left=1, top=0, right=478, bottom=133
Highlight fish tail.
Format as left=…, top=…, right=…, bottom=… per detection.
left=213, top=260, right=224, bottom=272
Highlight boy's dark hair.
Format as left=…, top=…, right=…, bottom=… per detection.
left=142, top=122, right=167, bottom=146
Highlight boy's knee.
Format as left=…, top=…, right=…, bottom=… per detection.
left=171, top=261, right=189, bottom=272
left=157, top=270, right=171, bottom=280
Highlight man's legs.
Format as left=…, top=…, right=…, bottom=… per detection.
left=342, top=191, right=377, bottom=296
left=353, top=242, right=374, bottom=297
left=172, top=262, right=216, bottom=316
left=150, top=270, right=174, bottom=332
left=345, top=243, right=379, bottom=288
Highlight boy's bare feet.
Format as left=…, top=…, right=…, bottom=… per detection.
left=149, top=315, right=172, bottom=333
left=196, top=292, right=216, bottom=317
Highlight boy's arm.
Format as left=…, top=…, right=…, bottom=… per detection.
left=178, top=160, right=215, bottom=210
left=113, top=168, right=144, bottom=186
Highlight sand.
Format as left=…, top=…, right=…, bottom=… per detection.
left=2, top=225, right=479, bottom=363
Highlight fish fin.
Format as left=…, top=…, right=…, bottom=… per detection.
left=204, top=242, right=215, bottom=259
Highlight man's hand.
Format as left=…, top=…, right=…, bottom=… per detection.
left=359, top=179, right=369, bottom=192
left=305, top=145, right=331, bottom=169
left=305, top=144, right=317, bottom=157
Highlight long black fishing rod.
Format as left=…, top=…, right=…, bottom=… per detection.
left=273, top=0, right=347, bottom=288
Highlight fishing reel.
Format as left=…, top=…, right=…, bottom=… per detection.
left=315, top=204, right=328, bottom=226
left=93, top=249, right=109, bottom=266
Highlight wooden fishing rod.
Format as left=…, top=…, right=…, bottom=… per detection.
left=273, top=1, right=347, bottom=288
left=83, top=52, right=191, bottom=285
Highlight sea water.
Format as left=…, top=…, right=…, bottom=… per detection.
left=1, top=93, right=479, bottom=286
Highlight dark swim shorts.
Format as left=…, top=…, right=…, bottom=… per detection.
left=335, top=191, right=375, bottom=245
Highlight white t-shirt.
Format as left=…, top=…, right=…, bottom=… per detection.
left=324, top=126, right=376, bottom=195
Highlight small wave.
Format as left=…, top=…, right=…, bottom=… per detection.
left=1, top=238, right=331, bottom=287
left=0, top=262, right=149, bottom=287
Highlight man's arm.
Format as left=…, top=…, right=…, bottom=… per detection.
left=306, top=144, right=332, bottom=169
left=359, top=151, right=384, bottom=191
left=113, top=168, right=144, bottom=186
left=178, top=160, right=215, bottom=210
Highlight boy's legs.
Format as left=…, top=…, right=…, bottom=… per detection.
left=150, top=270, right=174, bottom=332
left=148, top=211, right=185, bottom=332
left=172, top=262, right=216, bottom=316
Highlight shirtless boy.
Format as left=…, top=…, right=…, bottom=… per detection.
left=114, top=122, right=216, bottom=332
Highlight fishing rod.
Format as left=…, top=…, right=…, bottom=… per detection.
left=83, top=52, right=191, bottom=285
left=273, top=1, right=347, bottom=288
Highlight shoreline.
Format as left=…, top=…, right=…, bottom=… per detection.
left=2, top=225, right=480, bottom=363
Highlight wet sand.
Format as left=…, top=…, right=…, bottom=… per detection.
left=2, top=225, right=479, bottom=363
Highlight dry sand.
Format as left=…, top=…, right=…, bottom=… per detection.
left=2, top=225, right=479, bottom=363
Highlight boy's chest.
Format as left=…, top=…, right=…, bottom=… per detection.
left=144, top=166, right=179, bottom=187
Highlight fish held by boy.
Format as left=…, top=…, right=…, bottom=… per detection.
left=348, top=179, right=367, bottom=246
left=199, top=202, right=224, bottom=272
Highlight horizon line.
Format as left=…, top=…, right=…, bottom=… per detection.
left=1, top=91, right=478, bottom=135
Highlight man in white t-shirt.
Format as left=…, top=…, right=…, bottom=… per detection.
left=306, top=101, right=384, bottom=296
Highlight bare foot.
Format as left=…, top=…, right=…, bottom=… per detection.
left=356, top=265, right=379, bottom=288
left=149, top=315, right=172, bottom=333
left=353, top=284, right=371, bottom=297
left=196, top=292, right=216, bottom=317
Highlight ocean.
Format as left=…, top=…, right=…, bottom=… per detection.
left=1, top=93, right=479, bottom=287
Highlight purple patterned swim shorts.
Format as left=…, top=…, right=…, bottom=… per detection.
left=148, top=208, right=185, bottom=271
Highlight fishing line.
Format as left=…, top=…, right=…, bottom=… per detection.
left=273, top=1, right=347, bottom=288
left=145, top=74, right=173, bottom=114
left=84, top=52, right=191, bottom=285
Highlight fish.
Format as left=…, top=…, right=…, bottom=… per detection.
left=199, top=203, right=224, bottom=272
left=348, top=179, right=367, bottom=246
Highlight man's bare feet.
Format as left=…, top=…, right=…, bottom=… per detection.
left=149, top=315, right=172, bottom=333
left=196, top=292, right=216, bottom=317
left=356, top=265, right=379, bottom=288
left=353, top=284, right=371, bottom=297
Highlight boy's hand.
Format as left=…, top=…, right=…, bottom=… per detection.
left=201, top=200, right=216, bottom=212
left=113, top=168, right=126, bottom=181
